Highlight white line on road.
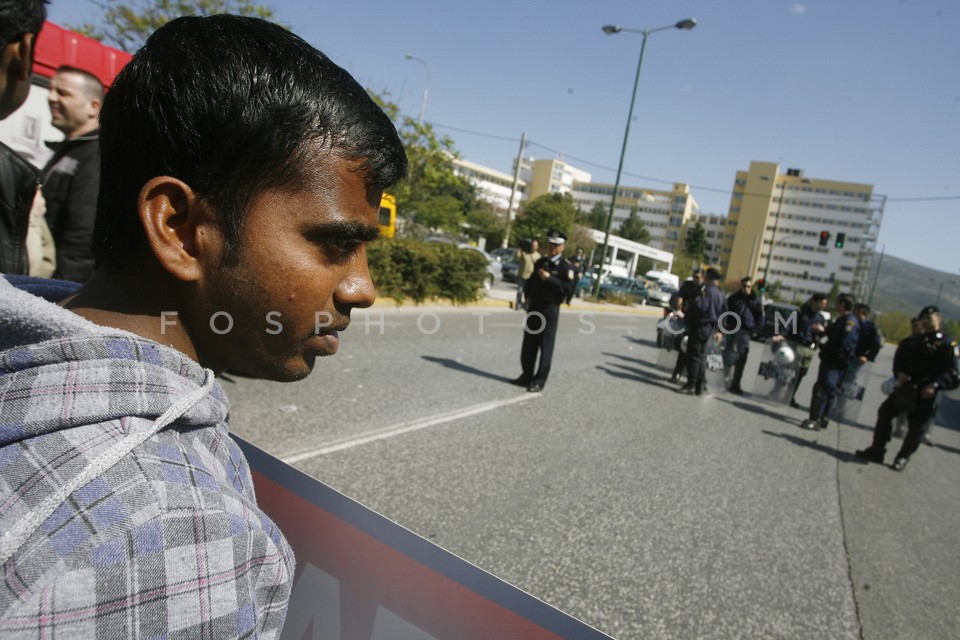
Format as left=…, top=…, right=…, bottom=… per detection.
left=281, top=394, right=541, bottom=463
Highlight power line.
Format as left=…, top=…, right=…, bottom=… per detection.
left=423, top=117, right=959, bottom=205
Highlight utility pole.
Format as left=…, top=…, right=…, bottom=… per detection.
left=502, top=132, right=526, bottom=248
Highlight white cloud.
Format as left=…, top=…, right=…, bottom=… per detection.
left=792, top=3, right=808, bottom=15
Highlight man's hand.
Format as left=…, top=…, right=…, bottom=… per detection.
left=858, top=356, right=868, bottom=365
left=921, top=385, right=937, bottom=399
left=538, top=268, right=551, bottom=280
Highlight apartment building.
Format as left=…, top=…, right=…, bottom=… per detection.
left=521, top=158, right=592, bottom=198
left=687, top=212, right=731, bottom=267
left=721, top=161, right=884, bottom=300
left=569, top=181, right=699, bottom=256
left=452, top=157, right=526, bottom=219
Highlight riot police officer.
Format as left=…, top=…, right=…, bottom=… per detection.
left=801, top=294, right=859, bottom=430
left=856, top=305, right=959, bottom=471
left=510, top=229, right=575, bottom=392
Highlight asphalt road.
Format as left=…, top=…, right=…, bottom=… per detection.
left=225, top=288, right=960, bottom=640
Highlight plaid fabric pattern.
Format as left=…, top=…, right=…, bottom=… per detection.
left=0, top=280, right=294, bottom=638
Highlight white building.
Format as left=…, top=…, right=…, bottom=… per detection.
left=452, top=157, right=526, bottom=219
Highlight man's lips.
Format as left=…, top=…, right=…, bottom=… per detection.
left=309, top=330, right=340, bottom=356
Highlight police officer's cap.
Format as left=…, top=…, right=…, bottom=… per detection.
left=919, top=305, right=940, bottom=317
left=546, top=229, right=567, bottom=245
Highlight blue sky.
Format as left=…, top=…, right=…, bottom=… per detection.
left=52, top=0, right=959, bottom=277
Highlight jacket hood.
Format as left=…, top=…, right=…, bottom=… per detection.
left=0, top=276, right=228, bottom=448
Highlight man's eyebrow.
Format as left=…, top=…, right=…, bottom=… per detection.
left=304, top=221, right=381, bottom=242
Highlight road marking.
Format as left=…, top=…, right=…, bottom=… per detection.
left=282, top=394, right=541, bottom=463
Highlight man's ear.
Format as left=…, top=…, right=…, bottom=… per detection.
left=138, top=176, right=218, bottom=282
left=12, top=33, right=34, bottom=81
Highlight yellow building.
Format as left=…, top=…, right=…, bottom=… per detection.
left=720, top=161, right=884, bottom=301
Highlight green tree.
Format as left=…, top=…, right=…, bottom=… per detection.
left=581, top=202, right=608, bottom=230
left=510, top=193, right=577, bottom=246
left=876, top=310, right=913, bottom=345
left=369, top=95, right=480, bottom=237
left=70, top=0, right=278, bottom=52
left=617, top=206, right=651, bottom=244
left=682, top=221, right=707, bottom=262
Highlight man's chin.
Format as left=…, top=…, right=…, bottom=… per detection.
left=221, top=357, right=315, bottom=383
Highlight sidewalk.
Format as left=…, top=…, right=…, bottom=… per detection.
left=371, top=283, right=664, bottom=317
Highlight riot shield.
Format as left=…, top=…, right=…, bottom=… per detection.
left=832, top=361, right=871, bottom=424
left=656, top=314, right=685, bottom=372
left=703, top=334, right=728, bottom=395
left=752, top=341, right=801, bottom=405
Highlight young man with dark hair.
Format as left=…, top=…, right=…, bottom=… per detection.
left=42, top=65, right=106, bottom=282
left=0, top=15, right=406, bottom=637
left=801, top=294, right=859, bottom=430
left=0, top=0, right=47, bottom=274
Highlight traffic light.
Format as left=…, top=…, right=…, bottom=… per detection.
left=835, top=232, right=846, bottom=248
left=819, top=231, right=830, bottom=247
left=756, top=278, right=766, bottom=293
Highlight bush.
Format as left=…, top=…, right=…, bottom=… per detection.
left=367, top=238, right=489, bottom=305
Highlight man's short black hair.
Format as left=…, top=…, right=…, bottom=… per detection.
left=0, top=0, right=47, bottom=48
left=836, top=294, right=855, bottom=312
left=811, top=293, right=829, bottom=303
left=854, top=303, right=870, bottom=315
left=705, top=267, right=721, bottom=282
left=94, top=14, right=407, bottom=269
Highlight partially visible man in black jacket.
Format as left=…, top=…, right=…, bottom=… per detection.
left=0, top=0, right=46, bottom=275
left=679, top=267, right=727, bottom=397
left=723, top=276, right=763, bottom=394
left=43, top=65, right=103, bottom=282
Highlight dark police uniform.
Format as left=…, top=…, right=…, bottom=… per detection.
left=786, top=298, right=827, bottom=407
left=803, top=308, right=859, bottom=429
left=515, top=230, right=575, bottom=392
left=857, top=306, right=959, bottom=468
left=669, top=273, right=702, bottom=382
left=680, top=270, right=726, bottom=396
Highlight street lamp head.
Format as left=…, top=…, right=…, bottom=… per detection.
left=602, top=25, right=621, bottom=35
left=675, top=18, right=697, bottom=30
left=404, top=53, right=415, bottom=60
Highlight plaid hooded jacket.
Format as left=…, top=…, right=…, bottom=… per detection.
left=0, top=276, right=294, bottom=638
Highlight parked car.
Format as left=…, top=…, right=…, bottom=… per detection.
left=501, top=258, right=519, bottom=283
left=646, top=284, right=678, bottom=309
left=489, top=246, right=517, bottom=263
left=600, top=277, right=648, bottom=305
left=425, top=238, right=502, bottom=291
left=457, top=244, right=502, bottom=291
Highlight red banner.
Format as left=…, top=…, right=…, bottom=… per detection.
left=236, top=437, right=614, bottom=640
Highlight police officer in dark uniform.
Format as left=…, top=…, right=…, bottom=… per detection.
left=678, top=267, right=726, bottom=396
left=856, top=305, right=959, bottom=471
left=669, top=267, right=703, bottom=383
left=801, top=294, right=859, bottom=430
left=510, top=229, right=575, bottom=392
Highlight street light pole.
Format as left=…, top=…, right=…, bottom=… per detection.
left=404, top=53, right=430, bottom=125
left=593, top=19, right=697, bottom=300
left=762, top=182, right=786, bottom=284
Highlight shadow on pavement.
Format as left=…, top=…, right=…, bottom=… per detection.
left=420, top=355, right=516, bottom=384
left=625, top=336, right=659, bottom=349
left=596, top=363, right=678, bottom=392
left=600, top=351, right=661, bottom=370
left=761, top=429, right=866, bottom=464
